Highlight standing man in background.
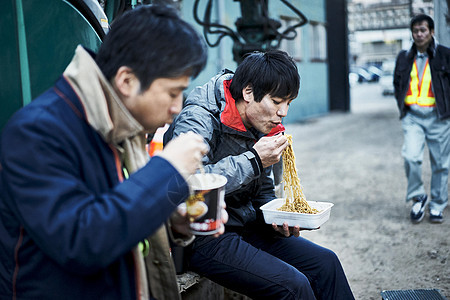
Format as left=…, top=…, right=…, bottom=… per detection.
left=393, top=14, right=450, bottom=224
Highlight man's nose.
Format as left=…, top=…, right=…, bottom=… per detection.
left=172, top=95, right=183, bottom=114
left=277, top=103, right=289, bottom=117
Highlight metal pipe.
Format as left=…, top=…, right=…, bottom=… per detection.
left=15, top=0, right=32, bottom=106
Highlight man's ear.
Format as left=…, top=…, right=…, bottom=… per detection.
left=242, top=85, right=253, bottom=103
left=113, top=66, right=140, bottom=97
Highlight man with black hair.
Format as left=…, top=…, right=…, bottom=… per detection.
left=0, top=5, right=219, bottom=299
left=164, top=50, right=354, bottom=299
left=394, top=14, right=450, bottom=224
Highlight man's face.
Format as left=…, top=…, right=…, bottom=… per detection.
left=124, top=75, right=190, bottom=133
left=243, top=92, right=291, bottom=134
left=412, top=21, right=434, bottom=52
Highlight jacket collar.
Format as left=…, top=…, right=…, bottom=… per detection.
left=62, top=45, right=143, bottom=146
left=407, top=37, right=437, bottom=60
left=221, top=79, right=247, bottom=132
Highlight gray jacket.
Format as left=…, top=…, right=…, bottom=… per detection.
left=164, top=70, right=282, bottom=228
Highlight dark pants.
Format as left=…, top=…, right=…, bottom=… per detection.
left=188, top=228, right=354, bottom=300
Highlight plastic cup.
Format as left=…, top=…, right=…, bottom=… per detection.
left=186, top=173, right=227, bottom=235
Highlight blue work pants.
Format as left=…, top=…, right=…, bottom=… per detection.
left=402, top=108, right=450, bottom=213
left=188, top=228, right=354, bottom=300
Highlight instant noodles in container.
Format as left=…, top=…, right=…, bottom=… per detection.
left=185, top=173, right=227, bottom=235
left=260, top=199, right=334, bottom=229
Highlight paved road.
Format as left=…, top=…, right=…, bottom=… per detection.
left=285, top=82, right=449, bottom=299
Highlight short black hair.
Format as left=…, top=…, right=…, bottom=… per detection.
left=410, top=14, right=434, bottom=31
left=229, top=50, right=300, bottom=103
left=96, top=4, right=207, bottom=91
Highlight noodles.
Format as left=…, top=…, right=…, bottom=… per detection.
left=277, top=134, right=319, bottom=214
left=186, top=192, right=207, bottom=221
left=186, top=192, right=205, bottom=206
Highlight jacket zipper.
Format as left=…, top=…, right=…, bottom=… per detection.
left=438, top=71, right=448, bottom=114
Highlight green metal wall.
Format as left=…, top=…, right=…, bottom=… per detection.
left=1, top=0, right=341, bottom=129
left=1, top=1, right=23, bottom=132
left=180, top=0, right=330, bottom=124
left=0, top=0, right=103, bottom=131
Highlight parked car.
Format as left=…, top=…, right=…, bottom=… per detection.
left=350, top=65, right=383, bottom=83
left=349, top=71, right=359, bottom=86
left=366, top=65, right=382, bottom=82
left=380, top=61, right=395, bottom=96
left=351, top=67, right=374, bottom=83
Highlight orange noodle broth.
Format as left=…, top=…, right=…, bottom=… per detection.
left=277, top=134, right=319, bottom=214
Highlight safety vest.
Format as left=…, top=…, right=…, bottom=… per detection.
left=404, top=59, right=435, bottom=107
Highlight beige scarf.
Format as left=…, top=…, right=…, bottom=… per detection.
left=63, top=46, right=179, bottom=300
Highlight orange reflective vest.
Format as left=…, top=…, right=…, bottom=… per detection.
left=404, top=59, right=435, bottom=107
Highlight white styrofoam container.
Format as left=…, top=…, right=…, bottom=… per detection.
left=260, top=198, right=334, bottom=229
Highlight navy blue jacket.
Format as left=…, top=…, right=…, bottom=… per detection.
left=0, top=77, right=189, bottom=299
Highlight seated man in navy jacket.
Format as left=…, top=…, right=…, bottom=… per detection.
left=0, top=4, right=224, bottom=300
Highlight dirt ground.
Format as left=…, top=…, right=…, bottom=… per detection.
left=285, top=83, right=450, bottom=300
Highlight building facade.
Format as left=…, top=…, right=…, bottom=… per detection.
left=180, top=0, right=334, bottom=123
left=347, top=0, right=436, bottom=68
left=0, top=0, right=346, bottom=130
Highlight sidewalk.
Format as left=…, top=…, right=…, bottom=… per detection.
left=285, top=82, right=450, bottom=299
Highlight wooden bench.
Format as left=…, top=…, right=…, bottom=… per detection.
left=177, top=272, right=250, bottom=299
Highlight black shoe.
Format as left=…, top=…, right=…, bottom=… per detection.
left=429, top=209, right=443, bottom=223
left=410, top=195, right=428, bottom=223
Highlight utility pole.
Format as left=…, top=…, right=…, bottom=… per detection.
left=434, top=0, right=450, bottom=47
